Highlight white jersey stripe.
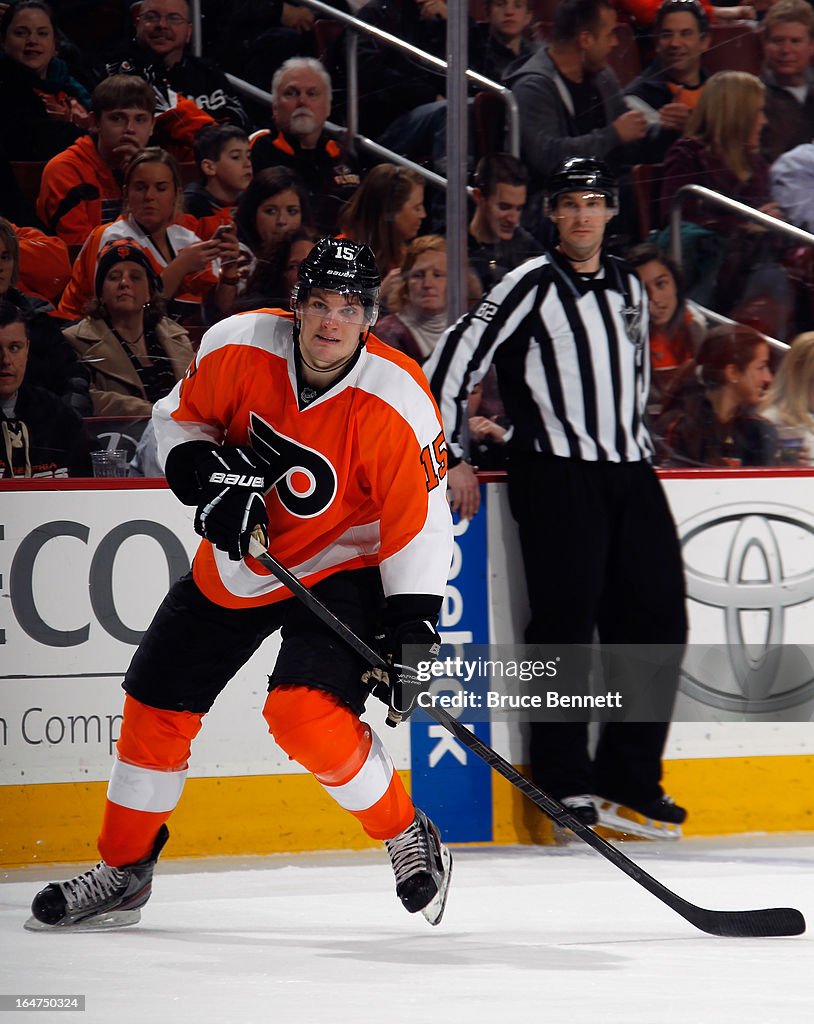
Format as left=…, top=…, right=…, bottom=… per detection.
left=319, top=732, right=394, bottom=811
left=107, top=758, right=187, bottom=813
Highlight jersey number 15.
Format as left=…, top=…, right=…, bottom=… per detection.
left=420, top=430, right=448, bottom=492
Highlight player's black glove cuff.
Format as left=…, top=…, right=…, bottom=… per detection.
left=363, top=619, right=441, bottom=727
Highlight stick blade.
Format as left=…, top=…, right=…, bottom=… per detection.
left=688, top=906, right=806, bottom=938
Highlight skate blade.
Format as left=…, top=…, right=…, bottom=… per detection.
left=595, top=799, right=682, bottom=842
left=24, top=909, right=142, bottom=932
left=421, top=845, right=453, bottom=927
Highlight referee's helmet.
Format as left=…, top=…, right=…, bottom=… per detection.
left=292, top=237, right=381, bottom=325
left=546, top=158, right=618, bottom=210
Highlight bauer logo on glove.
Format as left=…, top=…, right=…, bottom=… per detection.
left=164, top=440, right=277, bottom=562
left=208, top=471, right=266, bottom=488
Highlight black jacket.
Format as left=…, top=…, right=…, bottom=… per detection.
left=98, top=45, right=251, bottom=131
left=6, top=289, right=92, bottom=417
left=0, top=56, right=85, bottom=161
left=1, top=384, right=93, bottom=478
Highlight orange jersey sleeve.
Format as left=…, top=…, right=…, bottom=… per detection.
left=12, top=223, right=72, bottom=304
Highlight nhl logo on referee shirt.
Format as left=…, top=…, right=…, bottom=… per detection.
left=620, top=301, right=645, bottom=365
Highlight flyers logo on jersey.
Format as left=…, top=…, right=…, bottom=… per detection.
left=248, top=411, right=337, bottom=519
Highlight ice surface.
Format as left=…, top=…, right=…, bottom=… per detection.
left=2, top=835, right=812, bottom=1024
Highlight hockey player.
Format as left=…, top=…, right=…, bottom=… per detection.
left=27, top=238, right=454, bottom=931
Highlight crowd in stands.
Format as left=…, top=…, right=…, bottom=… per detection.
left=2, top=0, right=814, bottom=479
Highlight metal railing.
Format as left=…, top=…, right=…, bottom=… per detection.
left=667, top=185, right=814, bottom=353
left=217, top=0, right=519, bottom=158
left=201, top=0, right=513, bottom=318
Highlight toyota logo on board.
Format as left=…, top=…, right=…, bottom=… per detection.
left=679, top=503, right=814, bottom=715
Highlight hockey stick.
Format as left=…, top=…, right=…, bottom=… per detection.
left=248, top=530, right=805, bottom=938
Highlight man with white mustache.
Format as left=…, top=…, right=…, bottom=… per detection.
left=250, top=58, right=360, bottom=235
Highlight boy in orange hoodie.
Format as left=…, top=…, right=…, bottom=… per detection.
left=37, top=75, right=155, bottom=244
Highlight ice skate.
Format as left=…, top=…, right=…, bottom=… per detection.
left=25, top=825, right=170, bottom=931
left=596, top=794, right=687, bottom=841
left=385, top=809, right=452, bottom=926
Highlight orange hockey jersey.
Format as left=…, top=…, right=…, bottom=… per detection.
left=152, top=310, right=454, bottom=609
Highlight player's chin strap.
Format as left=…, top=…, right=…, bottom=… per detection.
left=245, top=526, right=805, bottom=940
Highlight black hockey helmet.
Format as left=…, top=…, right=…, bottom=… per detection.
left=291, top=237, right=381, bottom=325
left=546, top=157, right=618, bottom=210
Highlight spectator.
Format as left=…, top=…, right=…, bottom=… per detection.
left=98, top=0, right=250, bottom=162
left=656, top=324, right=776, bottom=466
left=62, top=239, right=194, bottom=416
left=471, top=0, right=536, bottom=85
left=234, top=166, right=314, bottom=298
left=0, top=0, right=91, bottom=160
left=0, top=216, right=91, bottom=414
left=760, top=331, right=814, bottom=464
left=504, top=0, right=671, bottom=239
left=627, top=242, right=705, bottom=415
left=467, top=152, right=546, bottom=293
left=233, top=225, right=318, bottom=312
left=37, top=74, right=156, bottom=243
left=660, top=70, right=792, bottom=338
left=376, top=235, right=450, bottom=364
left=58, top=147, right=242, bottom=323
left=184, top=123, right=252, bottom=220
left=0, top=299, right=92, bottom=477
left=355, top=0, right=453, bottom=143
left=338, top=164, right=426, bottom=285
left=615, top=0, right=756, bottom=26
left=770, top=139, right=814, bottom=231
left=466, top=370, right=510, bottom=470
left=251, top=58, right=361, bottom=235
left=6, top=218, right=71, bottom=303
left=760, top=0, right=814, bottom=166
left=624, top=0, right=710, bottom=142
left=201, top=0, right=318, bottom=98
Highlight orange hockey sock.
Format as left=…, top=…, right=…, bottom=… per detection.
left=263, top=686, right=414, bottom=840
left=98, top=695, right=204, bottom=866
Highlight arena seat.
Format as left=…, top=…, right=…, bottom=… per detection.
left=10, top=162, right=46, bottom=207
left=702, top=24, right=763, bottom=76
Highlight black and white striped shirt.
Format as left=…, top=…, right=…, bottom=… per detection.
left=425, top=249, right=653, bottom=463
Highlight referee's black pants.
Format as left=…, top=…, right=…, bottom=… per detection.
left=506, top=454, right=687, bottom=805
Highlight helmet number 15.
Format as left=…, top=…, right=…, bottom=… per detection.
left=420, top=430, right=448, bottom=492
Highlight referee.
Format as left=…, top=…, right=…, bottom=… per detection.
left=425, top=157, right=688, bottom=832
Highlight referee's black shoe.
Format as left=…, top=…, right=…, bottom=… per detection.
left=560, top=794, right=599, bottom=826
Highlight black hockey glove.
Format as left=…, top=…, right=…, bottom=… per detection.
left=165, top=441, right=274, bottom=561
left=363, top=620, right=441, bottom=727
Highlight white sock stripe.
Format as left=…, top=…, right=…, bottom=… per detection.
left=320, top=732, right=394, bottom=812
left=107, top=758, right=187, bottom=813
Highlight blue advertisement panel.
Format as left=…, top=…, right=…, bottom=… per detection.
left=410, top=487, right=493, bottom=842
